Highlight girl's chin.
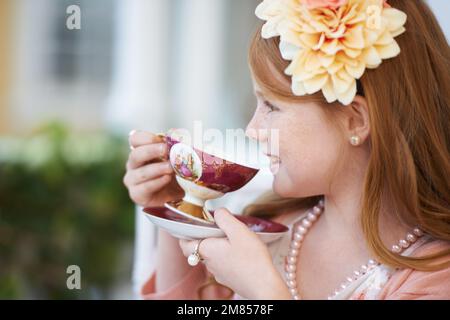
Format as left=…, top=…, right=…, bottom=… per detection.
left=272, top=170, right=312, bottom=198
left=272, top=172, right=294, bottom=197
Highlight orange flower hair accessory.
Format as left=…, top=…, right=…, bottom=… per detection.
left=255, top=0, right=407, bottom=105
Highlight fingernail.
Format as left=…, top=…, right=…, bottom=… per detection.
left=156, top=133, right=167, bottom=142
left=129, top=129, right=137, bottom=137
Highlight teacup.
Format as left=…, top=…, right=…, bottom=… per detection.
left=161, top=129, right=260, bottom=223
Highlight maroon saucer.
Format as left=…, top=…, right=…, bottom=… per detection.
left=143, top=207, right=289, bottom=233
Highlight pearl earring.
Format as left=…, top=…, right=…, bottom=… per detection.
left=350, top=135, right=361, bottom=146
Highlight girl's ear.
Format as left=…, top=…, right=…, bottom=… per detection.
left=342, top=95, right=371, bottom=145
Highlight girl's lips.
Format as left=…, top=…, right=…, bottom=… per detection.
left=267, top=155, right=281, bottom=174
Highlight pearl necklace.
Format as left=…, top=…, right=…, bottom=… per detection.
left=284, top=199, right=424, bottom=300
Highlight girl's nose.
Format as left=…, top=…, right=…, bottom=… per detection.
left=246, top=112, right=268, bottom=142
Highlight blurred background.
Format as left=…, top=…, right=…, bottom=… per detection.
left=0, top=0, right=448, bottom=299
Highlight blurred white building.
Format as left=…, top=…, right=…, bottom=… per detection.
left=4, top=0, right=260, bottom=135
left=2, top=0, right=449, bottom=134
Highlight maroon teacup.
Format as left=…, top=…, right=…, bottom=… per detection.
left=161, top=129, right=259, bottom=223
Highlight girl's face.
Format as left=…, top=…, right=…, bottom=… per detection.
left=246, top=82, right=345, bottom=198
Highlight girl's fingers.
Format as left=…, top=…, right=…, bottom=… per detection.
left=127, top=143, right=168, bottom=169
left=125, top=161, right=173, bottom=186
left=128, top=174, right=172, bottom=200
left=178, top=238, right=226, bottom=261
left=179, top=239, right=196, bottom=258
left=213, top=208, right=250, bottom=242
left=129, top=130, right=163, bottom=149
left=179, top=239, right=210, bottom=262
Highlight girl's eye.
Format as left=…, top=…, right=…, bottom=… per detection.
left=264, top=100, right=279, bottom=113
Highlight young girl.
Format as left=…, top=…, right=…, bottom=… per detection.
left=124, top=0, right=450, bottom=299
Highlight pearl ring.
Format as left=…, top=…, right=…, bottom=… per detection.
left=187, top=239, right=204, bottom=266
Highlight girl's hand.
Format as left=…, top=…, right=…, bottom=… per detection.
left=123, top=130, right=184, bottom=207
left=179, top=208, right=291, bottom=300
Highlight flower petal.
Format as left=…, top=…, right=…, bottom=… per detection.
left=391, top=27, right=406, bottom=38
left=255, top=0, right=281, bottom=20
left=331, top=69, right=353, bottom=94
left=279, top=41, right=301, bottom=60
left=336, top=79, right=357, bottom=105
left=342, top=25, right=365, bottom=49
left=322, top=78, right=338, bottom=103
left=261, top=17, right=283, bottom=38
left=292, top=79, right=307, bottom=95
left=327, top=61, right=344, bottom=74
left=364, top=28, right=382, bottom=46
left=376, top=40, right=400, bottom=59
left=299, top=32, right=323, bottom=49
left=345, top=60, right=366, bottom=79
left=362, top=46, right=382, bottom=68
left=321, top=38, right=342, bottom=55
left=375, top=31, right=395, bottom=46
left=304, top=73, right=329, bottom=94
left=343, top=46, right=361, bottom=59
left=318, top=52, right=335, bottom=68
left=383, top=8, right=407, bottom=33
left=305, top=51, right=323, bottom=72
left=285, top=49, right=309, bottom=77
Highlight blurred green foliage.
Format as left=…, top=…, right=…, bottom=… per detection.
left=0, top=123, right=135, bottom=299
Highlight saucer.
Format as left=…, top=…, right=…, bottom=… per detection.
left=143, top=206, right=289, bottom=244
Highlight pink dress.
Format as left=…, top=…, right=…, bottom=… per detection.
left=141, top=213, right=450, bottom=300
